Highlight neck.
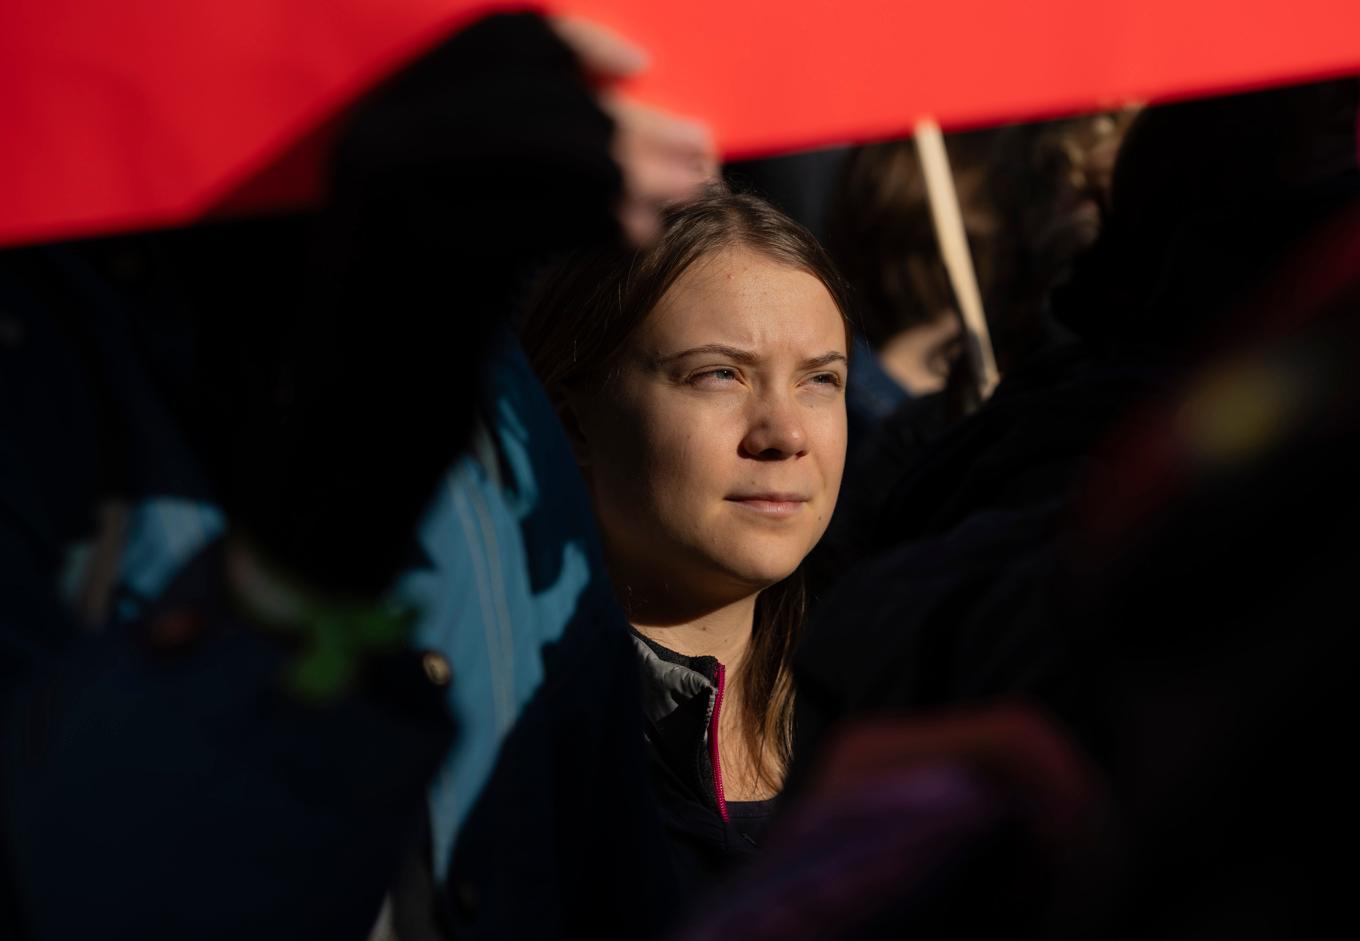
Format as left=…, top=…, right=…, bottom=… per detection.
left=628, top=592, right=758, bottom=669
left=625, top=579, right=783, bottom=800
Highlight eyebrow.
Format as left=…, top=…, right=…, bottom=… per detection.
left=800, top=351, right=849, bottom=370
left=655, top=345, right=847, bottom=370
left=655, top=344, right=759, bottom=366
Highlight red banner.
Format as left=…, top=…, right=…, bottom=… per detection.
left=1, top=0, right=1357, bottom=246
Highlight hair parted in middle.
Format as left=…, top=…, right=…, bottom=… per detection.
left=522, top=182, right=853, bottom=394
left=519, top=183, right=851, bottom=789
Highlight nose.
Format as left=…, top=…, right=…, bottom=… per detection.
left=738, top=392, right=808, bottom=460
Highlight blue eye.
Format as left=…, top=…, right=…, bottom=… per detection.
left=690, top=368, right=740, bottom=385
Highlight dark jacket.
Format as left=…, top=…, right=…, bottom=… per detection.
left=632, top=632, right=777, bottom=902
left=0, top=14, right=662, bottom=939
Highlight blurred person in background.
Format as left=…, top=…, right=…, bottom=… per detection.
left=826, top=137, right=990, bottom=401
left=984, top=110, right=1133, bottom=368
left=798, top=137, right=992, bottom=603
left=521, top=188, right=850, bottom=902
left=826, top=114, right=1131, bottom=410
left=806, top=114, right=1132, bottom=603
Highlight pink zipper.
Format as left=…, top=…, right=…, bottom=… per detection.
left=708, top=662, right=730, bottom=822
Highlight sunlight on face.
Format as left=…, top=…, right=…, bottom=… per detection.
left=573, top=246, right=849, bottom=608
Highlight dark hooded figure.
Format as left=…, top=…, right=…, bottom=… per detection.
left=1, top=13, right=696, bottom=940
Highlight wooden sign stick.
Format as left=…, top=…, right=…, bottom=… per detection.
left=914, top=118, right=1000, bottom=401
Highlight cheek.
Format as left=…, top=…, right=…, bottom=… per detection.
left=811, top=405, right=849, bottom=495
left=642, top=404, right=737, bottom=515
left=588, top=395, right=730, bottom=520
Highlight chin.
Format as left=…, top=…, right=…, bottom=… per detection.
left=713, top=548, right=806, bottom=591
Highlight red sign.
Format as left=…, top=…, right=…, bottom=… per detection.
left=1, top=0, right=1357, bottom=246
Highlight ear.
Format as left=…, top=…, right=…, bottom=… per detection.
left=554, top=388, right=594, bottom=470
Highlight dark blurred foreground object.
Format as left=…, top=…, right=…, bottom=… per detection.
left=770, top=77, right=1359, bottom=937
left=248, top=12, right=621, bottom=597
left=1048, top=197, right=1360, bottom=938
left=0, top=13, right=679, bottom=940
left=681, top=707, right=1105, bottom=940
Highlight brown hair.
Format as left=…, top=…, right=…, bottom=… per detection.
left=520, top=186, right=851, bottom=789
left=826, top=138, right=996, bottom=349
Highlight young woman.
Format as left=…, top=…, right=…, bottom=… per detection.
left=521, top=189, right=850, bottom=893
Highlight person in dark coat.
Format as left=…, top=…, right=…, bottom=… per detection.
left=1, top=13, right=711, bottom=939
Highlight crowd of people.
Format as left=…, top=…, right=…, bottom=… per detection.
left=2, top=10, right=1357, bottom=940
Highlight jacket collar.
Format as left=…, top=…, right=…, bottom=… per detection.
left=631, top=631, right=721, bottom=810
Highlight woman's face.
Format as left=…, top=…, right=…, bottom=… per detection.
left=572, top=246, right=848, bottom=609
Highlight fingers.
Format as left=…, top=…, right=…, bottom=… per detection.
left=617, top=197, right=662, bottom=247
left=609, top=103, right=716, bottom=202
left=604, top=94, right=714, bottom=158
left=549, top=15, right=719, bottom=246
left=549, top=16, right=649, bottom=79
left=604, top=94, right=718, bottom=246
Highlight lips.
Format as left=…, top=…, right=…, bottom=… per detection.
left=725, top=492, right=810, bottom=517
